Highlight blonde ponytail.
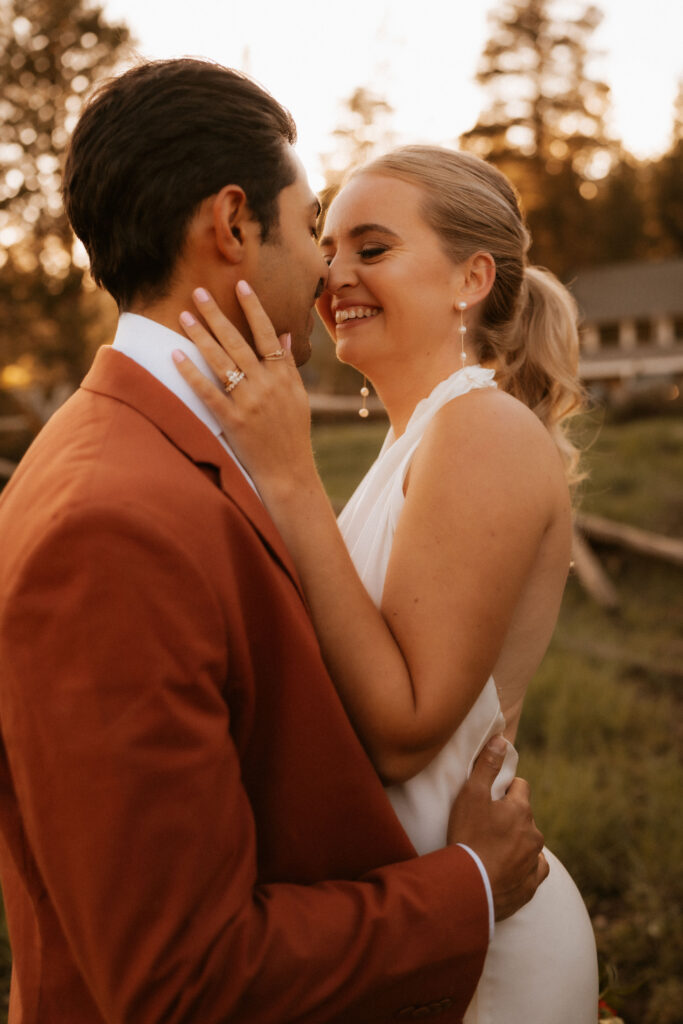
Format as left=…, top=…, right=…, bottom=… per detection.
left=489, top=266, right=586, bottom=488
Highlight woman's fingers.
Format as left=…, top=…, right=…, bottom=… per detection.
left=234, top=280, right=284, bottom=359
left=183, top=283, right=291, bottom=371
left=189, top=287, right=260, bottom=373
left=179, top=311, right=249, bottom=388
left=171, top=349, right=238, bottom=423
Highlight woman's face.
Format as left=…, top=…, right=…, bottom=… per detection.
left=317, top=173, right=465, bottom=376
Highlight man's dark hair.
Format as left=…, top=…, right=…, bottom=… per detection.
left=63, top=59, right=297, bottom=309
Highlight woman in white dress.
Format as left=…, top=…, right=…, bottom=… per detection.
left=174, top=145, right=599, bottom=1022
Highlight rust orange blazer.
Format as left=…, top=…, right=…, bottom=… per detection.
left=0, top=347, right=488, bottom=1023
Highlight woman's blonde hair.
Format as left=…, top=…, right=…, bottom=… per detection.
left=353, top=146, right=585, bottom=486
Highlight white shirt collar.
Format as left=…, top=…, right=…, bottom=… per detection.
left=111, top=312, right=258, bottom=492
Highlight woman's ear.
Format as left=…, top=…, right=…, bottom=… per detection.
left=457, top=251, right=496, bottom=309
left=211, top=185, right=253, bottom=264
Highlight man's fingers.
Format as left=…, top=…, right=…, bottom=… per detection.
left=505, top=777, right=531, bottom=803
left=469, top=734, right=508, bottom=790
left=235, top=280, right=282, bottom=358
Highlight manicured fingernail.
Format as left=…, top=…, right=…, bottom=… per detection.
left=171, top=349, right=187, bottom=364
left=284, top=333, right=292, bottom=351
left=179, top=311, right=196, bottom=327
left=236, top=280, right=252, bottom=296
left=193, top=287, right=210, bottom=303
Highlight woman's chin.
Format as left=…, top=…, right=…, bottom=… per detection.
left=333, top=335, right=364, bottom=371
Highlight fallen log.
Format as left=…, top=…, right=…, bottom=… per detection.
left=555, top=634, right=683, bottom=679
left=571, top=528, right=620, bottom=609
left=576, top=512, right=683, bottom=568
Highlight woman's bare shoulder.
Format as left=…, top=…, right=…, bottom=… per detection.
left=406, top=385, right=568, bottom=527
left=421, top=385, right=564, bottom=476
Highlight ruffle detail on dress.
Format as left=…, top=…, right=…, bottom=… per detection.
left=388, top=365, right=497, bottom=447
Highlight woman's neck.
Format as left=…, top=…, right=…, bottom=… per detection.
left=369, top=350, right=474, bottom=437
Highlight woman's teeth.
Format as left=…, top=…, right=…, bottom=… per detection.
left=335, top=307, right=381, bottom=324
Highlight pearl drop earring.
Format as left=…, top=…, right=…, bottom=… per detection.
left=359, top=377, right=370, bottom=418
left=458, top=301, right=468, bottom=365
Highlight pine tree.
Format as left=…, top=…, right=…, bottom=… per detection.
left=650, top=78, right=683, bottom=257
left=319, top=87, right=396, bottom=207
left=0, top=0, right=131, bottom=391
left=460, top=0, right=617, bottom=275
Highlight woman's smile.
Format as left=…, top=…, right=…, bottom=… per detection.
left=334, top=305, right=382, bottom=327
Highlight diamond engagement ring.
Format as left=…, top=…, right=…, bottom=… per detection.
left=263, top=348, right=287, bottom=361
left=224, top=369, right=246, bottom=394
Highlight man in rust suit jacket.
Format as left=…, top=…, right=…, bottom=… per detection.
left=0, top=60, right=546, bottom=1022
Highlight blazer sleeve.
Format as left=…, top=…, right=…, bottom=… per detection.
left=0, top=503, right=488, bottom=1023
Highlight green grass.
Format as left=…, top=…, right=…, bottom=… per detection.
left=576, top=415, right=683, bottom=535
left=518, top=621, right=683, bottom=1023
left=311, top=419, right=387, bottom=509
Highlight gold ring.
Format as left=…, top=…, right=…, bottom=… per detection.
left=224, top=369, right=245, bottom=394
left=263, top=349, right=287, bottom=361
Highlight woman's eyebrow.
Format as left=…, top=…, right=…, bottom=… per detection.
left=319, top=223, right=401, bottom=247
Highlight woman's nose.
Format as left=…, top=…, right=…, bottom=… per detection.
left=326, top=254, right=358, bottom=292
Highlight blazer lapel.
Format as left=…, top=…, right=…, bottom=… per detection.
left=81, top=347, right=308, bottom=603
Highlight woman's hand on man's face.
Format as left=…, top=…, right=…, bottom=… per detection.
left=171, top=283, right=317, bottom=498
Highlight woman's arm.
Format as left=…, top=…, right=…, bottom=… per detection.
left=173, top=285, right=558, bottom=783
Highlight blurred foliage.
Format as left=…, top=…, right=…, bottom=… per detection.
left=311, top=418, right=388, bottom=510
left=459, top=0, right=682, bottom=274
left=0, top=0, right=129, bottom=388
left=523, top=529, right=683, bottom=1024
left=650, top=82, right=683, bottom=257
left=459, top=0, right=616, bottom=274
left=317, top=86, right=397, bottom=215
left=463, top=0, right=612, bottom=167
left=578, top=415, right=683, bottom=535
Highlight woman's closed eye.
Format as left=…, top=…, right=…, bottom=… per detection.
left=320, top=243, right=389, bottom=266
left=359, top=245, right=388, bottom=260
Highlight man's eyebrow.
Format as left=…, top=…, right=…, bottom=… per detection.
left=319, top=222, right=400, bottom=247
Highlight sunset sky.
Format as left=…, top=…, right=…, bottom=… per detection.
left=80, top=0, right=683, bottom=190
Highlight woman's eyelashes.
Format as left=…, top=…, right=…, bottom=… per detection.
left=359, top=245, right=388, bottom=260
left=320, top=243, right=389, bottom=267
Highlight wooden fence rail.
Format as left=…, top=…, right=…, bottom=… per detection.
left=576, top=512, right=683, bottom=568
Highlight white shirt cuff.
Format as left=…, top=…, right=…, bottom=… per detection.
left=457, top=844, right=495, bottom=941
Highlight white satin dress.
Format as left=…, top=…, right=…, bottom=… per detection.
left=337, top=366, right=599, bottom=1024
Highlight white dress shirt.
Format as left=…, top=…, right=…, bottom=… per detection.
left=112, top=312, right=258, bottom=492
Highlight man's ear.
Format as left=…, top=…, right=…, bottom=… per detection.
left=211, top=185, right=255, bottom=264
